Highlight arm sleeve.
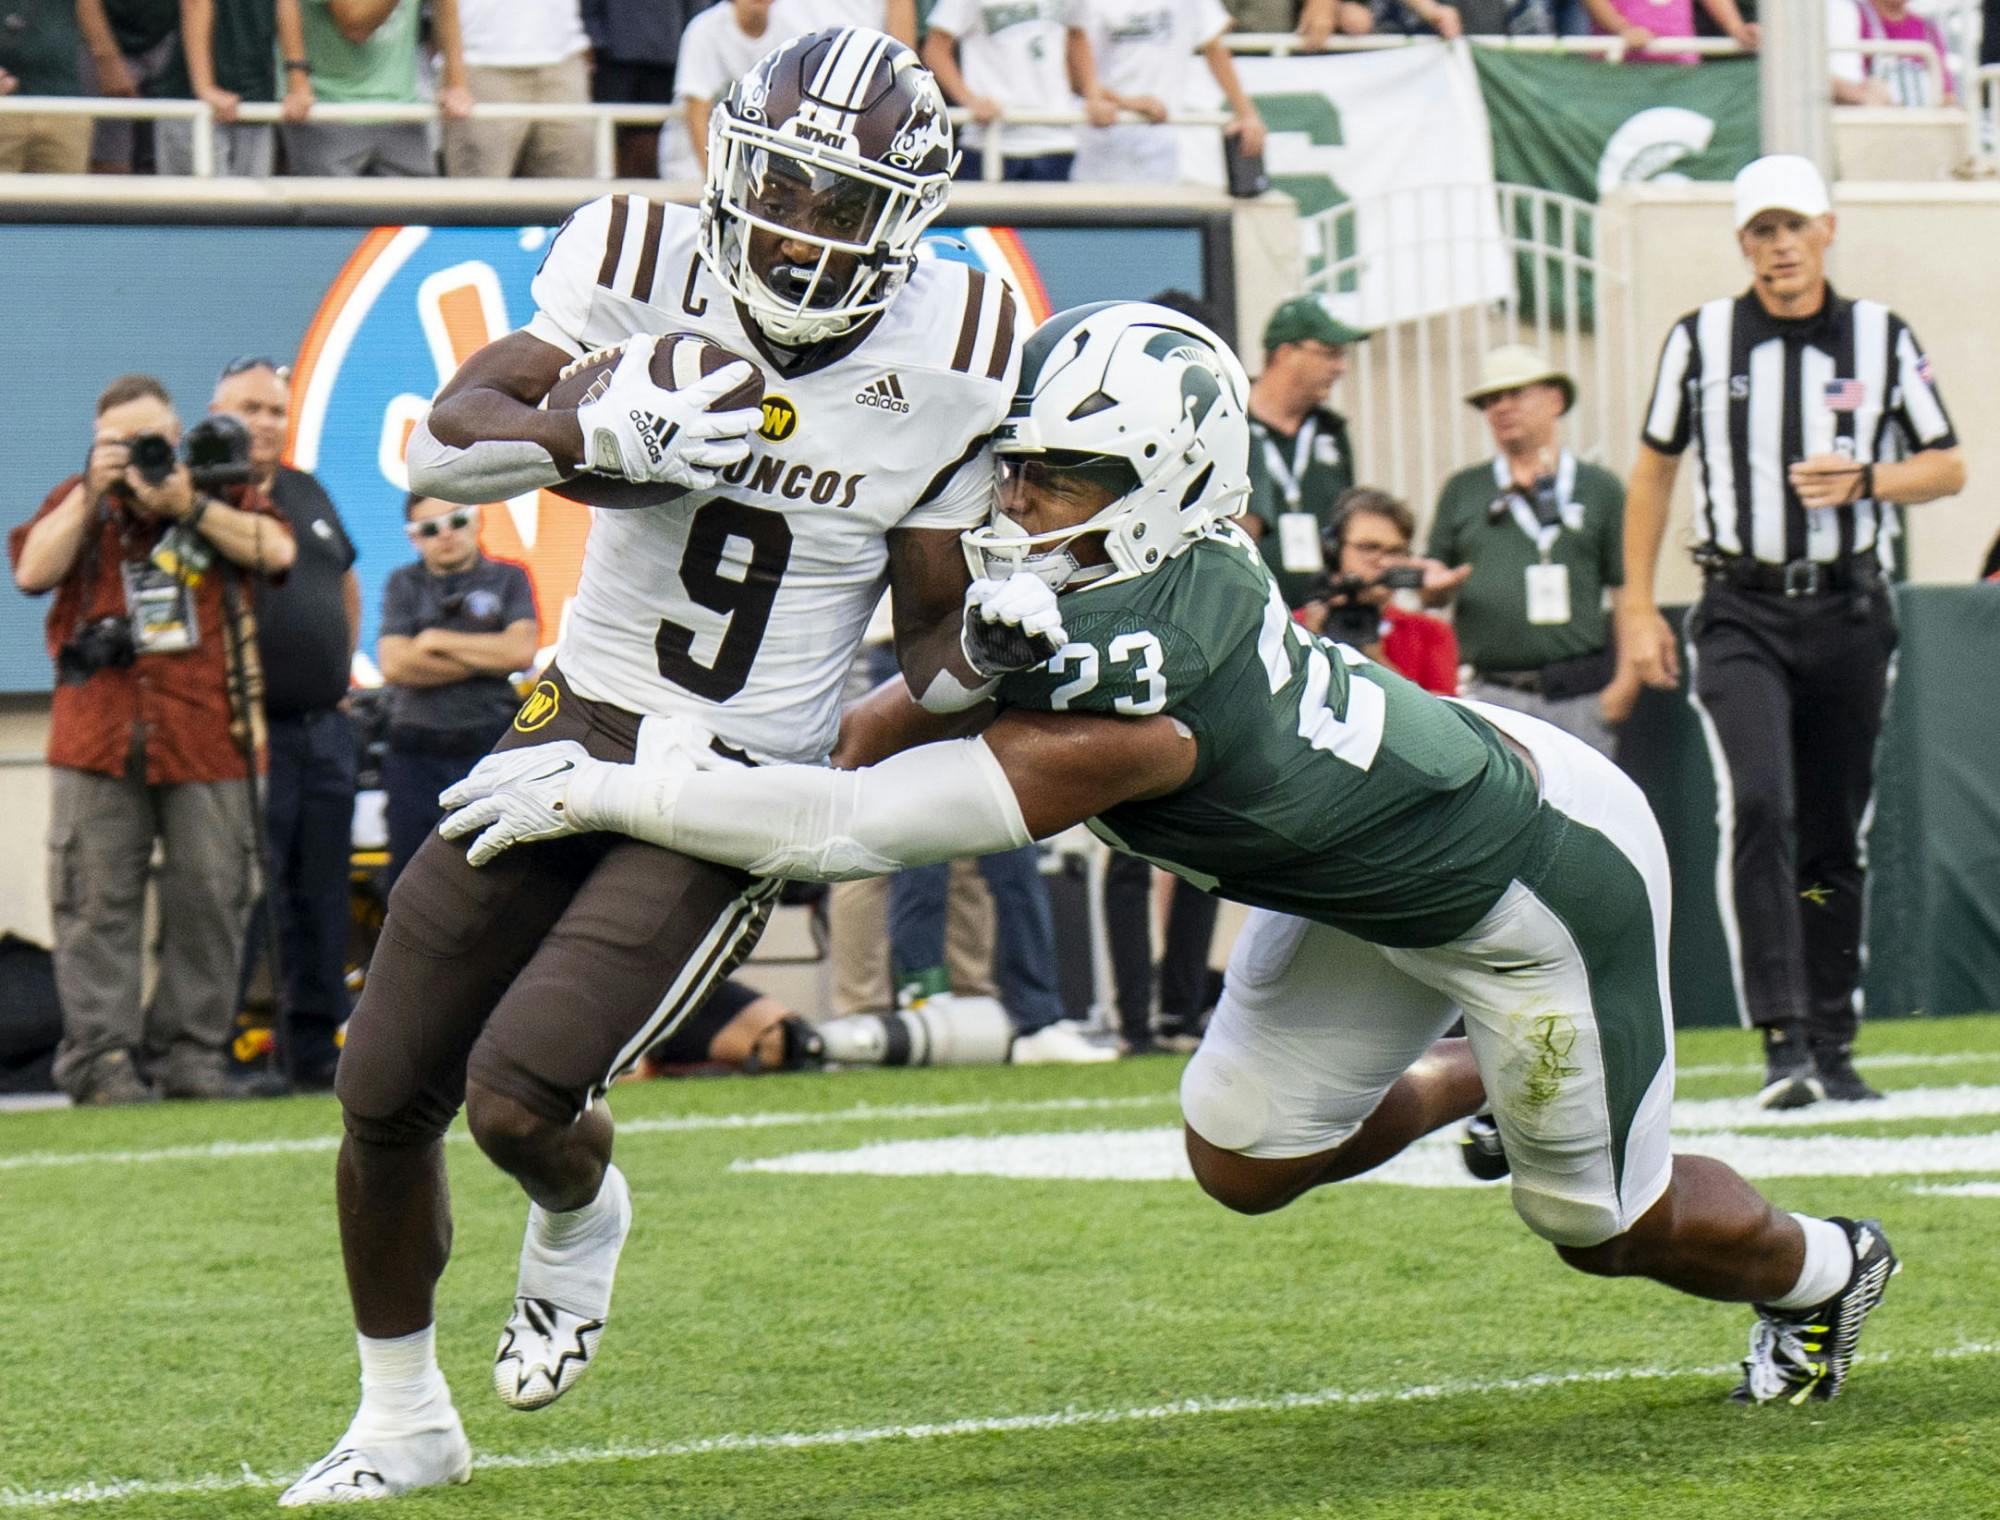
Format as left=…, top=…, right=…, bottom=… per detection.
left=379, top=568, right=420, bottom=639
left=1887, top=319, right=1956, bottom=450
left=901, top=437, right=995, bottom=531
left=1190, top=0, right=1232, bottom=48
left=523, top=194, right=620, bottom=357
left=1639, top=319, right=1696, bottom=455
left=674, top=15, right=720, bottom=100
left=568, top=736, right=1033, bottom=881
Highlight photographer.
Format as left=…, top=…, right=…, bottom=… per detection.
left=8, top=374, right=295, bottom=1105
left=1297, top=489, right=1461, bottom=695
left=1423, top=346, right=1634, bottom=757
left=377, top=493, right=537, bottom=883
left=214, top=357, right=360, bottom=1090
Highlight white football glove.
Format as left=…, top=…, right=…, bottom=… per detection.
left=438, top=741, right=600, bottom=866
left=571, top=335, right=762, bottom=490
left=960, top=572, right=1069, bottom=678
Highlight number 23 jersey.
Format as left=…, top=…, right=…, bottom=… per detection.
left=997, top=527, right=1546, bottom=949
left=523, top=193, right=1021, bottom=763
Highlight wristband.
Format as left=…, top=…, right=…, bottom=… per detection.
left=186, top=495, right=212, bottom=533
left=284, top=59, right=311, bottom=73
left=1860, top=463, right=1876, bottom=502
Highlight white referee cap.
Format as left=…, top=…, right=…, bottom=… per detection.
left=1734, top=155, right=1830, bottom=230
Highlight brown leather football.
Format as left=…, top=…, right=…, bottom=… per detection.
left=543, top=332, right=766, bottom=511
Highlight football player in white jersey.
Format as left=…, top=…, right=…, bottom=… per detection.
left=282, top=28, right=1051, bottom=1505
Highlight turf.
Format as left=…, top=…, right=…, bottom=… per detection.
left=4, top=1016, right=2000, bottom=1517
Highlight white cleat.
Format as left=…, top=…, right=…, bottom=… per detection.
left=494, top=1164, right=633, bottom=1411
left=1010, top=1019, right=1119, bottom=1065
left=278, top=1419, right=472, bottom=1506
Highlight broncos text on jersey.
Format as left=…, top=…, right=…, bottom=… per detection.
left=522, top=193, right=1022, bottom=763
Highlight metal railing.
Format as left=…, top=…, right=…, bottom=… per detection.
left=1302, top=181, right=1635, bottom=515
left=0, top=34, right=1956, bottom=179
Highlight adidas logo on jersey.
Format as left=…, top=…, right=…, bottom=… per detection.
left=855, top=374, right=910, bottom=414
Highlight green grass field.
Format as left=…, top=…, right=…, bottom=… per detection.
left=6, top=1015, right=2000, bottom=1518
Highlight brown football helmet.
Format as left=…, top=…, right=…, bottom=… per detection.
left=698, top=27, right=957, bottom=347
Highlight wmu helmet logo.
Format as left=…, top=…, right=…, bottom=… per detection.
left=855, top=373, right=910, bottom=414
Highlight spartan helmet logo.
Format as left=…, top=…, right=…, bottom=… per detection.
left=1144, top=330, right=1223, bottom=430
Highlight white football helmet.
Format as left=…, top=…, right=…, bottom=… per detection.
left=964, top=302, right=1251, bottom=592
left=699, top=28, right=956, bottom=348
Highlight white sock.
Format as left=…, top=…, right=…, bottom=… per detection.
left=1767, top=1214, right=1855, bottom=1310
left=518, top=1164, right=629, bottom=1317
left=354, top=1325, right=454, bottom=1432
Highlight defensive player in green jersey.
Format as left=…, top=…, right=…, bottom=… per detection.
left=441, top=302, right=1898, bottom=1407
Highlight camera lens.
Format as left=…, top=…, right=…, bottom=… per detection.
left=127, top=433, right=178, bottom=487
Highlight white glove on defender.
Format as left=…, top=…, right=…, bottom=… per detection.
left=960, top=573, right=1069, bottom=678
left=571, top=335, right=762, bottom=490
left=438, top=741, right=601, bottom=866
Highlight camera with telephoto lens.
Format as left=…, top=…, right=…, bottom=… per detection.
left=1308, top=563, right=1426, bottom=646
left=118, top=414, right=255, bottom=497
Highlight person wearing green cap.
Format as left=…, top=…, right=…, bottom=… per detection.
left=1424, top=343, right=1635, bottom=759
left=1241, top=294, right=1364, bottom=608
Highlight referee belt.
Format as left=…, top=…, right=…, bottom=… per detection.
left=1699, top=553, right=1881, bottom=598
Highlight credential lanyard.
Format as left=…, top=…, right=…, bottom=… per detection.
left=1494, top=451, right=1580, bottom=562
left=1262, top=416, right=1319, bottom=510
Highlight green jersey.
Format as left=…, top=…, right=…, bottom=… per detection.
left=998, top=528, right=1545, bottom=949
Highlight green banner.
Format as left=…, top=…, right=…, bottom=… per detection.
left=1474, top=52, right=1760, bottom=325
left=1474, top=51, right=1761, bottom=203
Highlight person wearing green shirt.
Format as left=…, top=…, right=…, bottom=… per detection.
left=1239, top=294, right=1364, bottom=609
left=440, top=301, right=1902, bottom=1414
left=1425, top=345, right=1638, bottom=757
left=283, top=0, right=461, bottom=176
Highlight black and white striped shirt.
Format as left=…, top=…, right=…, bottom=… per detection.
left=1640, top=286, right=1955, bottom=565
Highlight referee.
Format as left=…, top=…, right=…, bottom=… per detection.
left=1621, top=154, right=1964, bottom=1111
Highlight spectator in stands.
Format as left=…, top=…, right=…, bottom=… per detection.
left=1829, top=0, right=1956, bottom=106
left=1582, top=0, right=1756, bottom=60
left=1361, top=0, right=1557, bottom=36
left=8, top=374, right=296, bottom=1104
left=1424, top=346, right=1633, bottom=753
left=584, top=0, right=692, bottom=180
left=921, top=0, right=1116, bottom=182
left=1299, top=489, right=1460, bottom=694
left=282, top=0, right=460, bottom=175
left=153, top=0, right=316, bottom=176
left=667, top=0, right=780, bottom=179
left=772, top=0, right=915, bottom=44
left=0, top=0, right=93, bottom=172
left=1074, top=0, right=1266, bottom=184
left=442, top=0, right=592, bottom=178
left=211, top=358, right=359, bottom=1088
left=1240, top=294, right=1364, bottom=609
left=77, top=0, right=182, bottom=173
left=377, top=495, right=537, bottom=882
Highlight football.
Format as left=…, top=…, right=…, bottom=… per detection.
left=543, top=332, right=766, bottom=511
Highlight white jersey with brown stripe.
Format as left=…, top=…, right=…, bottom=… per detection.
left=522, top=193, right=1022, bottom=764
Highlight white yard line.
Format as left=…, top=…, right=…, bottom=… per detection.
left=1907, top=1181, right=2000, bottom=1198
left=5, top=1342, right=1994, bottom=1510
left=0, top=1094, right=1176, bottom=1173
left=1676, top=1050, right=1996, bottom=1079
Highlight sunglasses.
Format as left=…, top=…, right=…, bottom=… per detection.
left=406, top=508, right=479, bottom=539
left=219, top=354, right=291, bottom=381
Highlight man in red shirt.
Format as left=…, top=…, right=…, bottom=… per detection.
left=1295, top=489, right=1461, bottom=696
left=9, top=373, right=295, bottom=1104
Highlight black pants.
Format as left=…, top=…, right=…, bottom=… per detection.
left=1686, top=579, right=1897, bottom=1044
left=1102, top=852, right=1219, bottom=1045
left=250, top=709, right=356, bottom=1074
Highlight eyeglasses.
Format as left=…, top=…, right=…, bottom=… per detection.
left=219, top=355, right=291, bottom=381
left=1344, top=538, right=1408, bottom=559
left=406, top=508, right=479, bottom=539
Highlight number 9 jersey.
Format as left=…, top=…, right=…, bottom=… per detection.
left=524, top=192, right=1022, bottom=763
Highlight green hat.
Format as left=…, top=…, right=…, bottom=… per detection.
left=1262, top=294, right=1370, bottom=351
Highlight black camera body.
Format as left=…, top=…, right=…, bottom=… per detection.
left=57, top=615, right=138, bottom=685
left=116, top=414, right=255, bottom=498
left=1307, top=565, right=1425, bottom=647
